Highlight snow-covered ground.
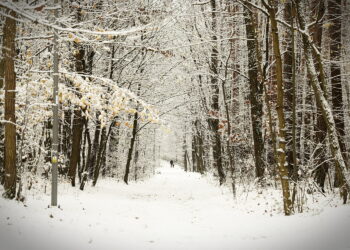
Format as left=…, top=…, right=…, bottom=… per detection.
left=0, top=161, right=350, bottom=250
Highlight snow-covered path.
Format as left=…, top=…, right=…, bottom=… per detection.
left=1, top=162, right=350, bottom=250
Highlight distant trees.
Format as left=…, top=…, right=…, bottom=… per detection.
left=180, top=0, right=350, bottom=215
left=295, top=0, right=349, bottom=203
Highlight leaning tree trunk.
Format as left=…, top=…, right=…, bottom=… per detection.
left=209, top=0, right=225, bottom=185
left=296, top=0, right=350, bottom=203
left=310, top=0, right=329, bottom=191
left=2, top=7, right=17, bottom=199
left=328, top=0, right=347, bottom=188
left=243, top=3, right=265, bottom=182
left=264, top=0, right=293, bottom=215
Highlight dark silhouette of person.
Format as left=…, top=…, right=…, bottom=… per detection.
left=170, top=160, right=174, bottom=168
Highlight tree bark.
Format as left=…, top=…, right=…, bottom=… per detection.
left=2, top=7, right=17, bottom=199
left=243, top=3, right=265, bottom=181
left=264, top=0, right=293, bottom=215
left=88, top=113, right=101, bottom=178
left=93, top=126, right=107, bottom=186
left=61, top=109, right=72, bottom=174
left=79, top=119, right=90, bottom=190
left=67, top=5, right=86, bottom=186
left=283, top=2, right=298, bottom=181
left=309, top=0, right=329, bottom=191
left=124, top=111, right=138, bottom=184
left=183, top=129, right=188, bottom=172
left=108, top=122, right=120, bottom=173
left=209, top=0, right=225, bottom=185
left=68, top=108, right=84, bottom=186
left=195, top=120, right=205, bottom=174
left=0, top=50, right=4, bottom=184
left=191, top=130, right=197, bottom=172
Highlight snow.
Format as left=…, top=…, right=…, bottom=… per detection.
left=1, top=161, right=350, bottom=250
left=277, top=148, right=284, bottom=153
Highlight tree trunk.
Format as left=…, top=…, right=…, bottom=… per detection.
left=0, top=51, right=4, bottom=184
left=283, top=2, right=298, bottom=181
left=264, top=0, right=293, bottom=215
left=44, top=120, right=52, bottom=167
left=88, top=113, right=101, bottom=178
left=209, top=0, right=225, bottom=185
left=124, top=111, right=138, bottom=184
left=61, top=109, right=72, bottom=174
left=328, top=0, right=347, bottom=188
left=133, top=146, right=139, bottom=182
left=68, top=109, right=84, bottom=186
left=2, top=7, right=17, bottom=199
left=243, top=4, right=265, bottom=181
left=79, top=119, right=90, bottom=190
left=68, top=5, right=86, bottom=186
left=195, top=120, right=205, bottom=174
left=92, top=126, right=107, bottom=186
left=108, top=122, right=120, bottom=174
left=191, top=130, right=197, bottom=172
left=310, top=0, right=329, bottom=191
left=183, top=130, right=187, bottom=172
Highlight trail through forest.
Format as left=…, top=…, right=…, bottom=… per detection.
left=0, top=161, right=349, bottom=250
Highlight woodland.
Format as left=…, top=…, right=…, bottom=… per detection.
left=1, top=0, right=350, bottom=220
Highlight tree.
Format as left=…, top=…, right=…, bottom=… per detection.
left=309, top=0, right=329, bottom=192
left=68, top=4, right=86, bottom=187
left=328, top=0, right=348, bottom=188
left=209, top=0, right=225, bottom=185
left=243, top=2, right=265, bottom=182
left=263, top=0, right=293, bottom=215
left=283, top=1, right=298, bottom=183
left=0, top=38, right=4, bottom=185
left=2, top=5, right=17, bottom=199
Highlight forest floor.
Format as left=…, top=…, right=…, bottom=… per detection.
left=0, top=161, right=350, bottom=250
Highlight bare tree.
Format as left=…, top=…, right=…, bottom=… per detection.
left=209, top=0, right=225, bottom=185
left=328, top=0, right=348, bottom=188
left=263, top=0, right=293, bottom=215
left=243, top=1, right=265, bottom=182
left=2, top=6, right=17, bottom=199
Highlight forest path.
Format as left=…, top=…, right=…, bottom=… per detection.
left=0, top=161, right=350, bottom=250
